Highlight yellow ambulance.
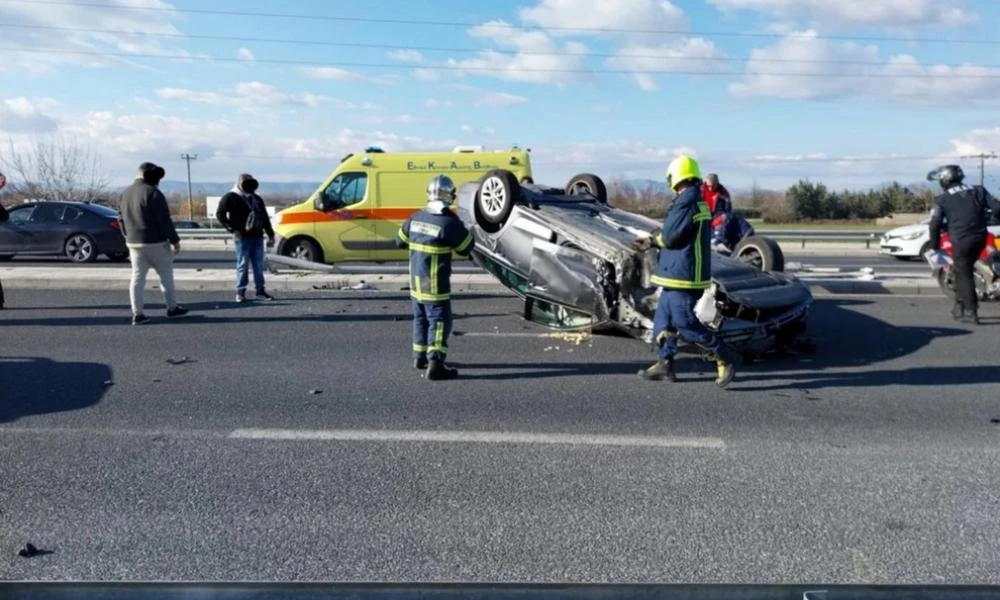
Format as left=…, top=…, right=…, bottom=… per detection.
left=272, top=145, right=533, bottom=264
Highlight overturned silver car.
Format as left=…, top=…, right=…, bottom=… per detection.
left=456, top=170, right=814, bottom=359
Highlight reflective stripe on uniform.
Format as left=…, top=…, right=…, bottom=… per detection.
left=455, top=233, right=473, bottom=253
left=429, top=321, right=447, bottom=353
left=408, top=242, right=452, bottom=255
left=398, top=229, right=410, bottom=244
left=413, top=344, right=428, bottom=353
left=411, top=290, right=450, bottom=302
left=429, top=254, right=439, bottom=296
left=650, top=275, right=710, bottom=290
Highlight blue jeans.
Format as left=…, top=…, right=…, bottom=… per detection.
left=652, top=289, right=720, bottom=360
left=234, top=237, right=266, bottom=294
left=412, top=300, right=452, bottom=362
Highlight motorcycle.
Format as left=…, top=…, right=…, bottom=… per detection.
left=926, top=230, right=1000, bottom=301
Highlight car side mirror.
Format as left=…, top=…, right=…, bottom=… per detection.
left=315, top=192, right=338, bottom=212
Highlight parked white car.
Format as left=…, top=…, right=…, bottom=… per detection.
left=879, top=219, right=932, bottom=260
left=880, top=219, right=1000, bottom=260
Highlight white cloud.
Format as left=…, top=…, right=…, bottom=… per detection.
left=237, top=47, right=255, bottom=62
left=730, top=31, right=1000, bottom=104
left=359, top=114, right=420, bottom=126
left=0, top=97, right=60, bottom=133
left=298, top=67, right=400, bottom=85
left=532, top=140, right=698, bottom=168
left=460, top=124, right=473, bottom=133
left=448, top=20, right=590, bottom=86
left=387, top=49, right=424, bottom=63
left=948, top=127, right=1000, bottom=157
left=519, top=0, right=685, bottom=38
left=424, top=98, right=454, bottom=108
left=707, top=0, right=975, bottom=26
left=157, top=82, right=330, bottom=112
left=606, top=37, right=727, bottom=91
left=413, top=68, right=441, bottom=81
left=0, top=0, right=189, bottom=74
left=476, top=91, right=528, bottom=107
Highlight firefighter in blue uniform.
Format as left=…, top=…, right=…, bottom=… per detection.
left=639, top=155, right=738, bottom=388
left=397, top=175, right=475, bottom=380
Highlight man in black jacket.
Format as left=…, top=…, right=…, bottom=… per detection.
left=928, top=164, right=1000, bottom=324
left=0, top=173, right=7, bottom=309
left=216, top=173, right=275, bottom=303
left=119, top=162, right=188, bottom=325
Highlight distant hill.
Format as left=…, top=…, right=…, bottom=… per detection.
left=154, top=180, right=321, bottom=197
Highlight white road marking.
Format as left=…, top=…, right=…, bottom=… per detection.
left=227, top=428, right=726, bottom=449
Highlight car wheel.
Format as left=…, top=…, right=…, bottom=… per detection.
left=475, top=169, right=520, bottom=228
left=914, top=241, right=932, bottom=261
left=64, top=233, right=97, bottom=263
left=732, top=235, right=784, bottom=272
left=284, top=237, right=323, bottom=263
left=565, top=173, right=608, bottom=204
left=106, top=251, right=129, bottom=262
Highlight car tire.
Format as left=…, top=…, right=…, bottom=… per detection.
left=915, top=241, right=932, bottom=261
left=64, top=233, right=98, bottom=263
left=732, top=235, right=784, bottom=272
left=106, top=251, right=129, bottom=262
left=283, top=237, right=323, bottom=263
left=475, top=169, right=520, bottom=229
left=565, top=173, right=608, bottom=204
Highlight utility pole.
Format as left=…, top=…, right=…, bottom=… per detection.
left=960, top=151, right=997, bottom=186
left=180, top=153, right=198, bottom=218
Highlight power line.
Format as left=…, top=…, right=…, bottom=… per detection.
left=7, top=0, right=1000, bottom=46
left=4, top=46, right=1000, bottom=79
left=960, top=152, right=998, bottom=186
left=0, top=22, right=995, bottom=69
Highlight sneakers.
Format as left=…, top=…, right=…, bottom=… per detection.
left=951, top=303, right=964, bottom=321
left=236, top=292, right=247, bottom=303
left=132, top=313, right=150, bottom=326
left=166, top=306, right=189, bottom=318
left=961, top=309, right=980, bottom=325
left=256, top=291, right=275, bottom=301
left=638, top=359, right=676, bottom=382
left=426, top=359, right=458, bottom=381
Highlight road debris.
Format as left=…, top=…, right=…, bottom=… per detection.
left=17, top=543, right=53, bottom=558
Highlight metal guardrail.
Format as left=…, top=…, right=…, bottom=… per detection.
left=180, top=229, right=885, bottom=248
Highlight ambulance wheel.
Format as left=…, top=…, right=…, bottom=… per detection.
left=733, top=235, right=784, bottom=272
left=284, top=237, right=323, bottom=264
left=475, top=169, right=520, bottom=229
left=565, top=173, right=608, bottom=204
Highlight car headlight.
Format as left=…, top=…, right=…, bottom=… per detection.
left=899, top=231, right=924, bottom=241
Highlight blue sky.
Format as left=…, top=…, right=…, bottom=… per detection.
left=2, top=0, right=1000, bottom=190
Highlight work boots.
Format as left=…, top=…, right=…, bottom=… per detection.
left=638, top=358, right=677, bottom=382
left=414, top=355, right=428, bottom=370
left=713, top=346, right=738, bottom=389
left=426, top=359, right=458, bottom=381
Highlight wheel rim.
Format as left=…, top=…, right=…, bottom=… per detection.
left=292, top=244, right=313, bottom=261
left=570, top=182, right=592, bottom=196
left=737, top=247, right=764, bottom=269
left=480, top=176, right=508, bottom=218
left=66, top=235, right=93, bottom=262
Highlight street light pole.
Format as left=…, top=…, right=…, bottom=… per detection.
left=180, top=153, right=198, bottom=218
left=960, top=151, right=997, bottom=187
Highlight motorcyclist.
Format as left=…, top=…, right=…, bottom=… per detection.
left=927, top=164, right=1000, bottom=324
left=702, top=173, right=752, bottom=252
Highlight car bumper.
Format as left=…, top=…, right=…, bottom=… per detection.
left=94, top=231, right=128, bottom=255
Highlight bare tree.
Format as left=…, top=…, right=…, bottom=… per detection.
left=0, top=136, right=111, bottom=202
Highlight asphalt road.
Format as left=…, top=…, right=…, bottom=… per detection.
left=2, top=251, right=929, bottom=274
left=2, top=291, right=1000, bottom=583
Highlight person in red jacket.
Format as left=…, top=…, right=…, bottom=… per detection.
left=702, top=173, right=731, bottom=216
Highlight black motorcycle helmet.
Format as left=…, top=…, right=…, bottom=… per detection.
left=927, top=164, right=965, bottom=190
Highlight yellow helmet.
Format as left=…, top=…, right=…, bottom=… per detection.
left=665, top=155, right=701, bottom=191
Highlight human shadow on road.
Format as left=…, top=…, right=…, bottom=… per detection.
left=737, top=365, right=1000, bottom=391
left=0, top=310, right=508, bottom=327
left=451, top=361, right=641, bottom=381
left=734, top=298, right=971, bottom=375
left=0, top=356, right=112, bottom=423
